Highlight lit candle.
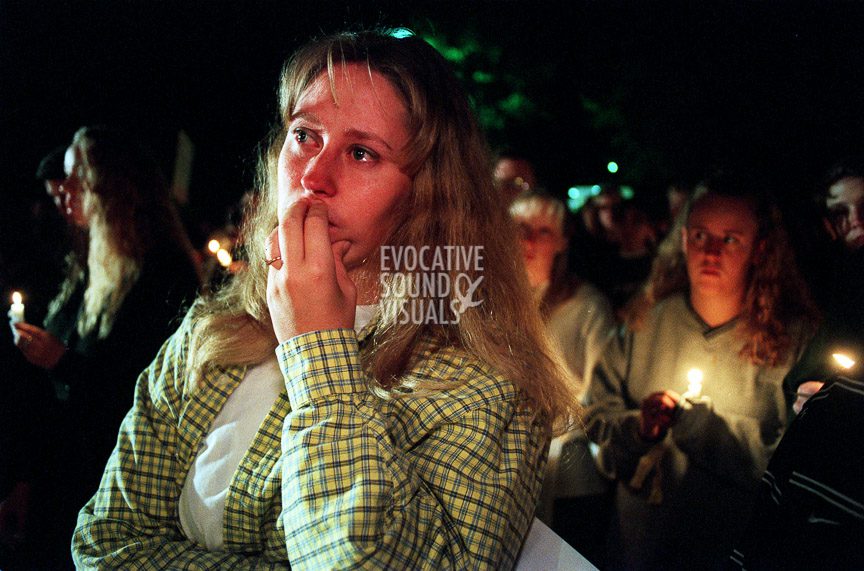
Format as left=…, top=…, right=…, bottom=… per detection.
left=684, top=367, right=703, bottom=399
left=9, top=291, right=25, bottom=324
left=832, top=352, right=856, bottom=370
left=216, top=248, right=232, bottom=268
left=207, top=239, right=221, bottom=255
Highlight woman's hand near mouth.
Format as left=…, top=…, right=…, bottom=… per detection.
left=266, top=198, right=356, bottom=342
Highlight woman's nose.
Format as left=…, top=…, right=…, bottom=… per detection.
left=702, top=236, right=723, bottom=256
left=300, top=150, right=337, bottom=197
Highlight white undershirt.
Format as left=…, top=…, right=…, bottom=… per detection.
left=179, top=306, right=376, bottom=549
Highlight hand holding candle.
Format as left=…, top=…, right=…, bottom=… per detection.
left=12, top=322, right=67, bottom=369
left=639, top=390, right=680, bottom=442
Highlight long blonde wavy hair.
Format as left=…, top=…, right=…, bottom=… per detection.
left=187, top=30, right=575, bottom=430
left=66, top=126, right=194, bottom=338
left=624, top=172, right=818, bottom=366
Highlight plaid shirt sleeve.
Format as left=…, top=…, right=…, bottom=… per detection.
left=72, top=318, right=289, bottom=571
left=277, top=328, right=546, bottom=570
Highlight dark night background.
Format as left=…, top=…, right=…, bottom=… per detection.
left=3, top=0, right=864, bottom=313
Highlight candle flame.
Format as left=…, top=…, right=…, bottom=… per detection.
left=687, top=368, right=704, bottom=385
left=832, top=353, right=856, bottom=370
left=11, top=291, right=22, bottom=305
left=216, top=249, right=232, bottom=268
left=207, top=239, right=221, bottom=254
left=683, top=367, right=704, bottom=399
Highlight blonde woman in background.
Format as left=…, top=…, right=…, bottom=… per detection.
left=73, top=31, right=575, bottom=570
left=510, top=190, right=615, bottom=386
left=510, top=189, right=616, bottom=566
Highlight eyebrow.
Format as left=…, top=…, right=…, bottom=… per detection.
left=344, top=128, right=393, bottom=152
left=688, top=225, right=747, bottom=235
left=289, top=111, right=321, bottom=127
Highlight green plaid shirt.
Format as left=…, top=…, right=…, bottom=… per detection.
left=73, top=315, right=548, bottom=570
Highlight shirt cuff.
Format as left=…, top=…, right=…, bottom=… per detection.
left=276, top=328, right=365, bottom=409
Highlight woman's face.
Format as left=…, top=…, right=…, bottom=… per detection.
left=61, top=145, right=89, bottom=228
left=514, top=210, right=565, bottom=288
left=682, top=194, right=760, bottom=301
left=825, top=176, right=864, bottom=251
left=277, top=63, right=413, bottom=273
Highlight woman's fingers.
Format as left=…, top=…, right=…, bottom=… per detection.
left=279, top=197, right=311, bottom=267
left=265, top=227, right=283, bottom=270
left=13, top=322, right=38, bottom=348
left=332, top=241, right=351, bottom=280
left=267, top=196, right=356, bottom=342
left=13, top=322, right=40, bottom=336
left=272, top=199, right=338, bottom=277
left=303, top=202, right=335, bottom=272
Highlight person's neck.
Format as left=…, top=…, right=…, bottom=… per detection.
left=689, top=291, right=743, bottom=328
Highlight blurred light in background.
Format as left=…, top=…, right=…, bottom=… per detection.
left=567, top=184, right=634, bottom=212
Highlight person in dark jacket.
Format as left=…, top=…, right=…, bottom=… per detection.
left=9, top=126, right=200, bottom=569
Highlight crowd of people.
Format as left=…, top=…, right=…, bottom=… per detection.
left=1, top=28, right=862, bottom=570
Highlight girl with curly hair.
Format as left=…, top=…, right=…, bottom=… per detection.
left=583, top=172, right=817, bottom=569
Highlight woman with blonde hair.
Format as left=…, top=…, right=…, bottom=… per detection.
left=10, top=125, right=200, bottom=568
left=73, top=30, right=574, bottom=570
left=510, top=189, right=615, bottom=386
left=510, top=189, right=615, bottom=563
left=583, top=171, right=817, bottom=569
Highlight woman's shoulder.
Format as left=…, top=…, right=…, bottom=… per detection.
left=643, top=294, right=691, bottom=325
left=143, top=306, right=245, bottom=401
left=624, top=293, right=688, bottom=334
left=397, top=339, right=520, bottom=411
left=384, top=340, right=538, bottom=450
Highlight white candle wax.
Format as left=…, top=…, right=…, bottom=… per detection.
left=685, top=367, right=703, bottom=398
left=216, top=249, right=232, bottom=268
left=9, top=291, right=25, bottom=324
